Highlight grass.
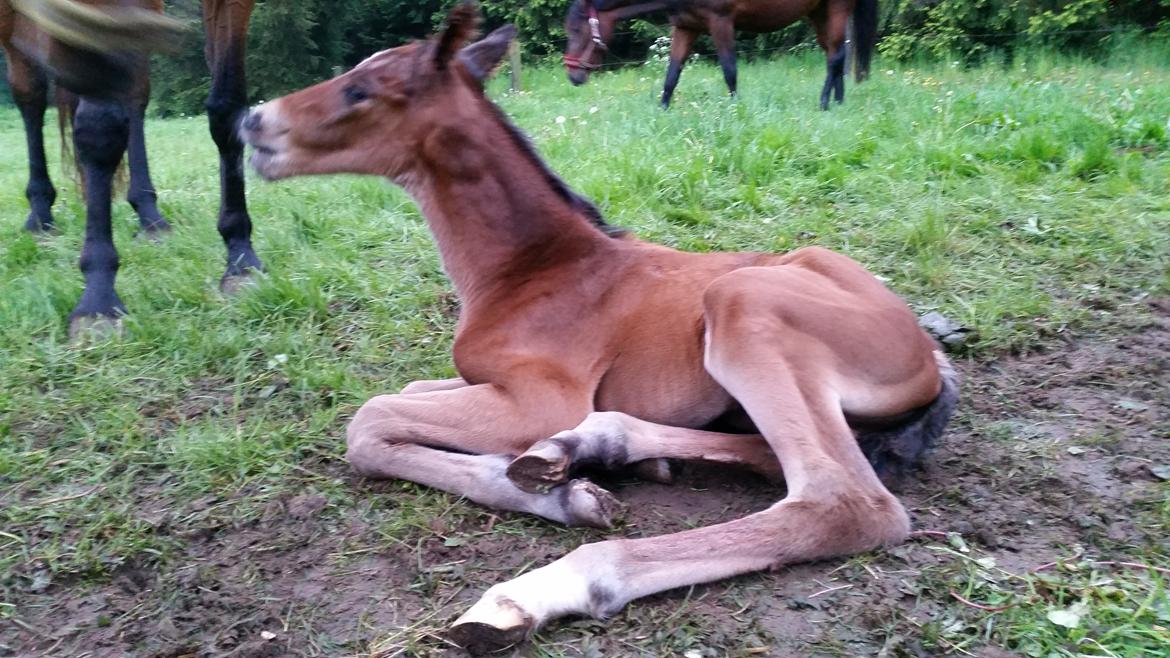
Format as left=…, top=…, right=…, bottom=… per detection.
left=1, top=46, right=1169, bottom=656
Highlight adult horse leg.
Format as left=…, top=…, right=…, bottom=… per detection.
left=68, top=94, right=131, bottom=337
left=345, top=382, right=621, bottom=528
left=707, top=15, right=737, bottom=98
left=660, top=25, right=698, bottom=109
left=449, top=272, right=913, bottom=653
left=507, top=411, right=783, bottom=492
left=203, top=0, right=260, bottom=292
left=811, top=1, right=849, bottom=110
left=4, top=47, right=57, bottom=231
left=125, top=55, right=169, bottom=234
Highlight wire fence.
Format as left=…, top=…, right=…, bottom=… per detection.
left=546, top=23, right=1163, bottom=71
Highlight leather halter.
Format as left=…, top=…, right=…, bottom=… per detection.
left=563, top=4, right=607, bottom=72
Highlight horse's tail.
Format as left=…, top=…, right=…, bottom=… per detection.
left=55, top=88, right=127, bottom=200
left=852, top=0, right=878, bottom=83
left=56, top=88, right=83, bottom=195
left=857, top=350, right=959, bottom=483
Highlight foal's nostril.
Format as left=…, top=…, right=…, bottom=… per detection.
left=242, top=111, right=262, bottom=132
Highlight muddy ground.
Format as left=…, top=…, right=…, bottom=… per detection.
left=2, top=301, right=1168, bottom=658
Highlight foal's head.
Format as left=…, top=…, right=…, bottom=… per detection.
left=563, top=0, right=612, bottom=86
left=240, top=4, right=515, bottom=183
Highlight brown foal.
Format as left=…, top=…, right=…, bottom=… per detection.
left=241, top=4, right=958, bottom=653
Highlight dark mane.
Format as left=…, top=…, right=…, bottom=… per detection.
left=483, top=100, right=627, bottom=238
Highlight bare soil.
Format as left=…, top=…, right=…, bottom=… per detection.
left=2, top=302, right=1168, bottom=658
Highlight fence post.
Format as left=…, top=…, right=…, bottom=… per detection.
left=510, top=41, right=522, bottom=92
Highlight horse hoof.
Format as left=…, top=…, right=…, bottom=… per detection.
left=507, top=440, right=572, bottom=493
left=137, top=219, right=173, bottom=241
left=564, top=479, right=622, bottom=529
left=219, top=271, right=259, bottom=295
left=24, top=213, right=55, bottom=233
left=631, top=458, right=673, bottom=484
left=449, top=596, right=533, bottom=655
left=68, top=314, right=124, bottom=342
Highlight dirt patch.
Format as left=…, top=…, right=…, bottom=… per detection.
left=2, top=306, right=1168, bottom=657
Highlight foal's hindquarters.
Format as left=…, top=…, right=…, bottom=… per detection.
left=445, top=244, right=949, bottom=652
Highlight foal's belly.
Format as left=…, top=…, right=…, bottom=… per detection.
left=592, top=332, right=734, bottom=428
left=595, top=363, right=734, bottom=428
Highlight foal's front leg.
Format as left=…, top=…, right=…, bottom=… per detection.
left=507, top=411, right=783, bottom=493
left=345, top=383, right=621, bottom=528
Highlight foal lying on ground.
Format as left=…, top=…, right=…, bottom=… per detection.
left=241, top=4, right=958, bottom=653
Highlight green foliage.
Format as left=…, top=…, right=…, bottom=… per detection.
left=880, top=0, right=1169, bottom=62
left=4, top=1, right=1169, bottom=111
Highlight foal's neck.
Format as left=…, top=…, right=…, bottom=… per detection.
left=404, top=100, right=610, bottom=304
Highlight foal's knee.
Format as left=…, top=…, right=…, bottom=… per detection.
left=345, top=394, right=397, bottom=475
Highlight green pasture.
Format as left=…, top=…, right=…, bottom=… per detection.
left=1, top=47, right=1168, bottom=656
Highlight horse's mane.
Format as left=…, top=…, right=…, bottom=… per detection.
left=482, top=100, right=627, bottom=238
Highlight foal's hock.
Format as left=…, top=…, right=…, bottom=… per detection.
left=242, top=4, right=957, bottom=653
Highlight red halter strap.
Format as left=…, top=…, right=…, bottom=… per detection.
left=564, top=4, right=607, bottom=72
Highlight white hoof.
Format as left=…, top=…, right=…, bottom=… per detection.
left=449, top=594, right=533, bottom=654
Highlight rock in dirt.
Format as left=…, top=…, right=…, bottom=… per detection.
left=287, top=494, right=329, bottom=519
left=918, top=311, right=972, bottom=348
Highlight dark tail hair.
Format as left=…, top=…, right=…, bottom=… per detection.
left=852, top=0, right=878, bottom=83
left=56, top=88, right=82, bottom=193
left=858, top=351, right=959, bottom=482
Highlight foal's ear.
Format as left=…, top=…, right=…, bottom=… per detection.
left=458, top=25, right=517, bottom=83
left=435, top=2, right=479, bottom=70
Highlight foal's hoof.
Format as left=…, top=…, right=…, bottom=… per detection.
left=68, top=314, right=124, bottom=342
left=631, top=458, right=674, bottom=484
left=508, top=440, right=572, bottom=493
left=563, top=479, right=622, bottom=529
left=449, top=596, right=533, bottom=655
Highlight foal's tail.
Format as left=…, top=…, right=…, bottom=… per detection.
left=852, top=0, right=879, bottom=83
left=858, top=351, right=959, bottom=482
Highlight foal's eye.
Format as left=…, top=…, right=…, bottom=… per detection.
left=344, top=85, right=370, bottom=105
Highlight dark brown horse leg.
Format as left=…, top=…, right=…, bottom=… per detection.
left=125, top=58, right=169, bottom=234
left=203, top=0, right=260, bottom=291
left=68, top=95, right=130, bottom=337
left=708, top=16, right=737, bottom=97
left=660, top=25, right=698, bottom=109
left=813, top=3, right=849, bottom=110
left=5, top=50, right=57, bottom=232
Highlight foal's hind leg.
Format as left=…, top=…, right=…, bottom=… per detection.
left=4, top=48, right=57, bottom=232
left=507, top=411, right=782, bottom=493
left=450, top=291, right=909, bottom=652
left=346, top=382, right=620, bottom=528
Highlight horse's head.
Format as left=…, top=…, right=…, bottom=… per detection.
left=563, top=0, right=612, bottom=86
left=240, top=2, right=515, bottom=183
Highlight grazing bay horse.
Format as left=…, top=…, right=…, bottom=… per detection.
left=563, top=0, right=879, bottom=109
left=2, top=0, right=259, bottom=336
left=242, top=4, right=956, bottom=653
